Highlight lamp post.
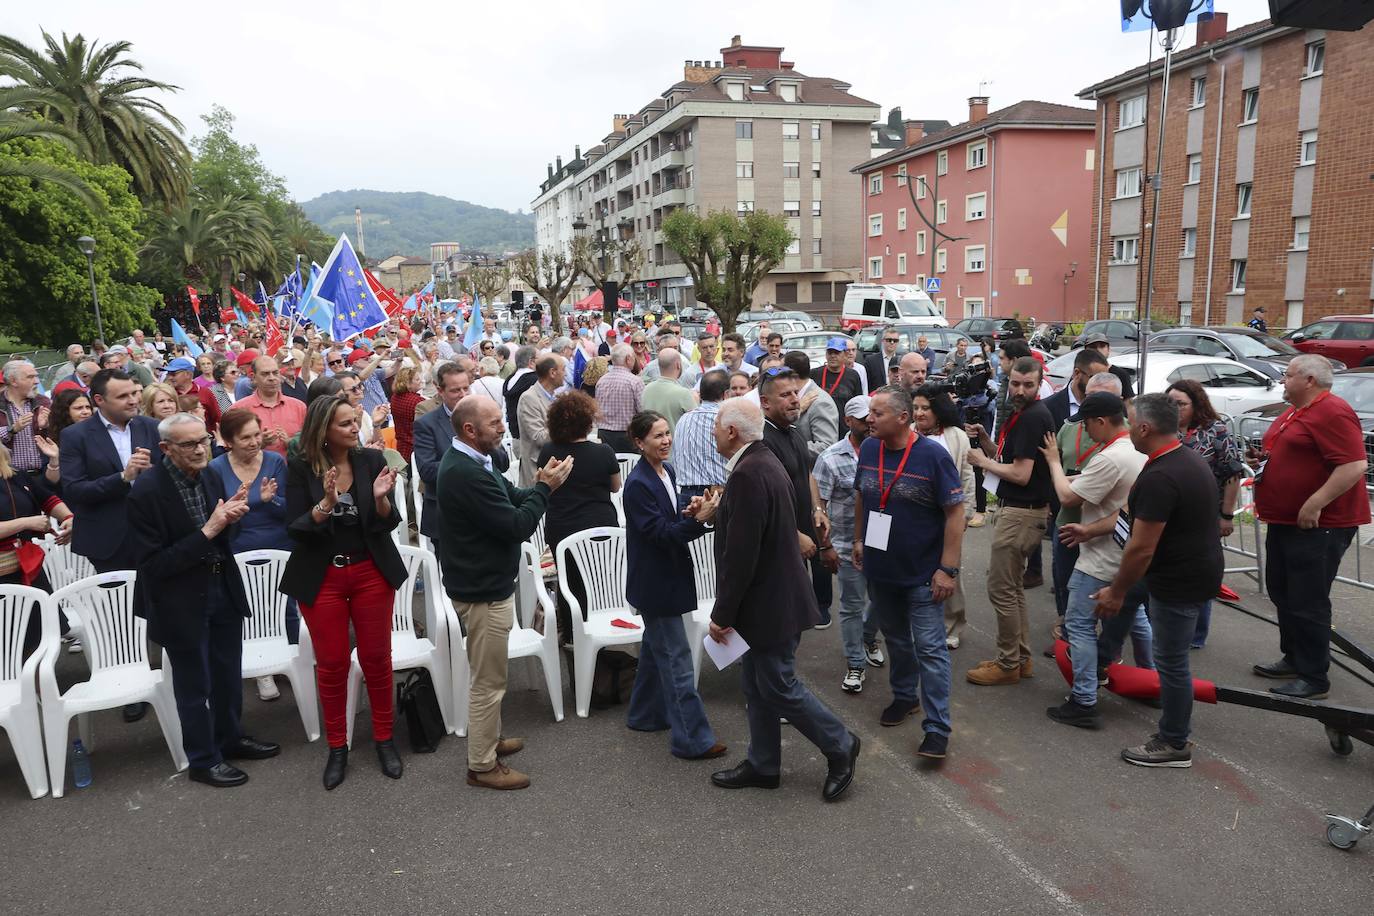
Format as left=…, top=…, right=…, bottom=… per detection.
left=76, top=236, right=105, bottom=342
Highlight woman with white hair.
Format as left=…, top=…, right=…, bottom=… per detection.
left=473, top=356, right=506, bottom=404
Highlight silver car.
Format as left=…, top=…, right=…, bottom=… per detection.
left=781, top=330, right=837, bottom=369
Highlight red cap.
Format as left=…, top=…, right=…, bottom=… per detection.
left=346, top=348, right=371, bottom=365
left=606, top=329, right=618, bottom=339
left=235, top=348, right=259, bottom=367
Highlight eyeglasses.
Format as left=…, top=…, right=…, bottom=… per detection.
left=168, top=436, right=212, bottom=451
left=328, top=359, right=344, bottom=366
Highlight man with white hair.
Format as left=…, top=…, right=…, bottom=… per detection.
left=641, top=348, right=696, bottom=430
left=128, top=412, right=280, bottom=787
left=708, top=397, right=859, bottom=801
left=596, top=343, right=643, bottom=454
left=1, top=359, right=51, bottom=474
left=516, top=354, right=565, bottom=487
left=1252, top=354, right=1370, bottom=700
left=62, top=343, right=86, bottom=381
left=642, top=334, right=699, bottom=389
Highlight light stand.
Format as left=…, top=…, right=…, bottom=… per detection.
left=76, top=236, right=105, bottom=342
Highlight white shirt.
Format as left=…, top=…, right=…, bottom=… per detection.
left=99, top=411, right=133, bottom=467
left=656, top=465, right=677, bottom=508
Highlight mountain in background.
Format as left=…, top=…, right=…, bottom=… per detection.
left=299, top=189, right=535, bottom=258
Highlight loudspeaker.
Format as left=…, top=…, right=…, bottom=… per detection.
left=511, top=290, right=525, bottom=308
left=603, top=281, right=620, bottom=311
left=1269, top=0, right=1374, bottom=30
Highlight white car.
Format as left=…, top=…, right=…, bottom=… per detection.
left=1106, top=352, right=1283, bottom=417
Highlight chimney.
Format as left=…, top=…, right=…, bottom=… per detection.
left=1195, top=11, right=1228, bottom=46
left=684, top=58, right=721, bottom=83
left=613, top=114, right=627, bottom=133
left=729, top=34, right=742, bottom=47
left=547, top=163, right=554, bottom=179
left=903, top=120, right=925, bottom=145
left=556, top=155, right=563, bottom=171
left=968, top=96, right=989, bottom=123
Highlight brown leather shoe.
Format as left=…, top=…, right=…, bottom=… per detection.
left=467, top=762, right=530, bottom=790
left=967, top=663, right=1021, bottom=686
left=495, top=737, right=525, bottom=757
left=686, top=742, right=728, bottom=760
left=1020, top=659, right=1034, bottom=678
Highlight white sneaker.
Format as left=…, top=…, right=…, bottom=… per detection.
left=841, top=667, right=865, bottom=693
left=864, top=641, right=886, bottom=667
left=256, top=675, right=280, bottom=701
left=946, top=636, right=961, bottom=650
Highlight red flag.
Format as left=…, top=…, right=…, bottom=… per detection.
left=364, top=270, right=405, bottom=318
left=263, top=314, right=285, bottom=356
left=187, top=286, right=201, bottom=316
left=219, top=307, right=237, bottom=325
left=229, top=285, right=260, bottom=316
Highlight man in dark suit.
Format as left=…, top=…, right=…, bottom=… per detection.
left=863, top=326, right=904, bottom=396
left=127, top=412, right=280, bottom=788
left=1043, top=349, right=1109, bottom=430
left=707, top=398, right=859, bottom=802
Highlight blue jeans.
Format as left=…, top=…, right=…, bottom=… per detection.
left=1051, top=524, right=1077, bottom=616
left=626, top=614, right=718, bottom=758
left=1128, top=606, right=1154, bottom=668
left=869, top=581, right=951, bottom=736
left=1149, top=595, right=1207, bottom=748
left=1191, top=600, right=1212, bottom=647
left=677, top=485, right=709, bottom=512
left=740, top=637, right=852, bottom=775
left=1064, top=570, right=1109, bottom=707
left=837, top=559, right=880, bottom=668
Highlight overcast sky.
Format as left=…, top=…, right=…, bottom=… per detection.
left=3, top=0, right=1273, bottom=213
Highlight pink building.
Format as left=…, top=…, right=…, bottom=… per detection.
left=852, top=98, right=1098, bottom=323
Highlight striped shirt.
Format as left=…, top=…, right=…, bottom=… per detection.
left=595, top=366, right=643, bottom=432
left=671, top=401, right=727, bottom=487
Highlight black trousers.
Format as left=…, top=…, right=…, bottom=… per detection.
left=598, top=429, right=634, bottom=455
left=165, top=575, right=244, bottom=768
left=1266, top=524, right=1357, bottom=692
left=90, top=540, right=140, bottom=574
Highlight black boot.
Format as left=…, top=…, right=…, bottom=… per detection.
left=376, top=739, right=403, bottom=779
left=323, top=747, right=348, bottom=790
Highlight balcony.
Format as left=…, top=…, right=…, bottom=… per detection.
left=657, top=147, right=686, bottom=169
left=654, top=185, right=686, bottom=207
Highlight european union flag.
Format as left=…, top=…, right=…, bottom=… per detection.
left=1122, top=0, right=1213, bottom=32
left=463, top=293, right=484, bottom=352
left=315, top=234, right=387, bottom=341
left=297, top=262, right=334, bottom=330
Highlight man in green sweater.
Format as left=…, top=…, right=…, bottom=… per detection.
left=438, top=396, right=571, bottom=790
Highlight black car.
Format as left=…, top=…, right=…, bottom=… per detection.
left=1238, top=367, right=1374, bottom=485
left=952, top=317, right=1025, bottom=343
left=855, top=324, right=972, bottom=373
left=1147, top=326, right=1340, bottom=380
left=1079, top=318, right=1172, bottom=347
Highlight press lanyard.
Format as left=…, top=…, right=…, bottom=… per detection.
left=1266, top=390, right=1329, bottom=449
left=995, top=411, right=1022, bottom=459
left=877, top=434, right=916, bottom=510
left=821, top=367, right=844, bottom=395
left=1145, top=441, right=1181, bottom=466
left=1075, top=427, right=1128, bottom=465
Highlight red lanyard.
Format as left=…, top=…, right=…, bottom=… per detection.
left=1145, top=441, right=1182, bottom=466
left=821, top=367, right=844, bottom=395
left=877, top=434, right=917, bottom=511
left=1267, top=390, right=1328, bottom=447
left=1075, top=427, right=1128, bottom=465
left=995, top=411, right=1022, bottom=459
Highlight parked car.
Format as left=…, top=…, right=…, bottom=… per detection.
left=1079, top=318, right=1172, bottom=347
left=1105, top=352, right=1282, bottom=416
left=1284, top=315, right=1374, bottom=367
left=840, top=284, right=946, bottom=331
left=1237, top=367, right=1374, bottom=486
left=737, top=309, right=822, bottom=330
left=780, top=330, right=834, bottom=367
left=952, top=317, right=1025, bottom=344
left=1147, top=326, right=1339, bottom=379
left=854, top=323, right=971, bottom=372
left=737, top=318, right=810, bottom=341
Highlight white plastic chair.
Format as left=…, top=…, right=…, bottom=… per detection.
left=0, top=585, right=53, bottom=798
left=234, top=550, right=320, bottom=742
left=615, top=452, right=640, bottom=482
left=610, top=489, right=626, bottom=527
left=685, top=530, right=716, bottom=684
left=345, top=546, right=458, bottom=746
left=40, top=572, right=185, bottom=797
left=40, top=536, right=96, bottom=645
left=556, top=527, right=641, bottom=718
left=511, top=543, right=564, bottom=720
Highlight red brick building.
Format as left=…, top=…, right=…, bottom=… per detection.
left=1078, top=14, right=1374, bottom=331
left=851, top=99, right=1097, bottom=323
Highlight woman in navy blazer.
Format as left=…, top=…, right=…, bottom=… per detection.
left=622, top=410, right=726, bottom=760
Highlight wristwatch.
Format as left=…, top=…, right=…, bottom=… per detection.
left=938, top=565, right=960, bottom=579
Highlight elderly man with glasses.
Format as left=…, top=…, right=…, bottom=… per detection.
left=128, top=412, right=281, bottom=788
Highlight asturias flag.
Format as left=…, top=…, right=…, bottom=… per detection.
left=316, top=233, right=388, bottom=341
left=187, top=286, right=202, bottom=317
left=171, top=318, right=203, bottom=357
left=463, top=293, right=485, bottom=352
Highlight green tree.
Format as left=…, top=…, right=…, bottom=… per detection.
left=0, top=92, right=102, bottom=211
left=0, top=137, right=160, bottom=344
left=457, top=262, right=510, bottom=313
left=661, top=209, right=792, bottom=333
left=141, top=191, right=276, bottom=302
left=0, top=30, right=191, bottom=206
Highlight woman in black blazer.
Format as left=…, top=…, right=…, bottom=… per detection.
left=281, top=395, right=404, bottom=790
left=621, top=411, right=724, bottom=760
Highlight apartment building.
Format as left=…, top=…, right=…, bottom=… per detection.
left=1078, top=13, right=1374, bottom=329
left=853, top=98, right=1097, bottom=323
left=531, top=36, right=879, bottom=311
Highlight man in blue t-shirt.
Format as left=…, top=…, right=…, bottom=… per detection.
left=853, top=386, right=965, bottom=761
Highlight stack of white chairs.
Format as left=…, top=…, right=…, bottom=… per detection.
left=40, top=572, right=185, bottom=797
left=0, top=585, right=51, bottom=798
left=345, top=545, right=458, bottom=746
left=40, top=535, right=95, bottom=649
left=556, top=527, right=641, bottom=718
left=233, top=550, right=320, bottom=741
left=686, top=530, right=717, bottom=684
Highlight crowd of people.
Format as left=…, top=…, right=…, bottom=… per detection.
left=1, top=305, right=1367, bottom=796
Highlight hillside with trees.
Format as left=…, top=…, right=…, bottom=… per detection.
left=299, top=190, right=534, bottom=258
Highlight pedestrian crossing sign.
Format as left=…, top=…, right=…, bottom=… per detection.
left=925, top=278, right=941, bottom=293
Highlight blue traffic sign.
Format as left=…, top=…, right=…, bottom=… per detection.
left=925, top=277, right=941, bottom=293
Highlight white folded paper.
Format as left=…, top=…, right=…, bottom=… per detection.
left=703, top=629, right=750, bottom=670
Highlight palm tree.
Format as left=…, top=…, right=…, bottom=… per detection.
left=273, top=203, right=333, bottom=270
left=0, top=88, right=103, bottom=211
left=142, top=193, right=276, bottom=301
left=0, top=30, right=191, bottom=206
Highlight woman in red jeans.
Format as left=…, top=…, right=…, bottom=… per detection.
left=281, top=395, right=406, bottom=789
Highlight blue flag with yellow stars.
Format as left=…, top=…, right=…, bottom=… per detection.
left=316, top=233, right=387, bottom=341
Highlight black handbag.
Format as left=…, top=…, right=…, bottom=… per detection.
left=396, top=668, right=446, bottom=753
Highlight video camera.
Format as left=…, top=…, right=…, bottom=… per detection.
left=927, top=361, right=993, bottom=402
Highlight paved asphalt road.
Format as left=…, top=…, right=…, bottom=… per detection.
left=4, top=522, right=1374, bottom=915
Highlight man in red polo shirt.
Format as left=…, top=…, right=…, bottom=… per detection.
left=1252, top=354, right=1370, bottom=700
left=231, top=355, right=305, bottom=456
left=163, top=356, right=221, bottom=434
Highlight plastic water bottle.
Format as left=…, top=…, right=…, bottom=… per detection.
left=70, top=739, right=92, bottom=788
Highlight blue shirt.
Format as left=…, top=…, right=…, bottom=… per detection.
left=207, top=451, right=290, bottom=553
left=854, top=434, right=963, bottom=586
left=670, top=401, right=727, bottom=487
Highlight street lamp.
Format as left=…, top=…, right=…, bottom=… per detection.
left=76, top=235, right=105, bottom=342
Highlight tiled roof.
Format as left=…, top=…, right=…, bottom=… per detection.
left=856, top=100, right=1096, bottom=172
left=1076, top=19, right=1281, bottom=97
left=675, top=67, right=878, bottom=108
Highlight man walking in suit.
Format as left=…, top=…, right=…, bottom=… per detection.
left=707, top=398, right=859, bottom=802
left=127, top=413, right=280, bottom=787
